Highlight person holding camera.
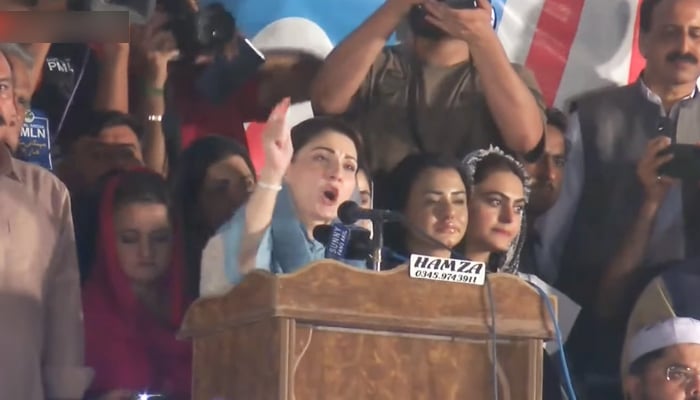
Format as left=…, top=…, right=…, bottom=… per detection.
left=550, top=0, right=700, bottom=396
left=311, top=0, right=545, bottom=205
left=555, top=0, right=700, bottom=310
left=595, top=136, right=677, bottom=321
left=163, top=1, right=323, bottom=151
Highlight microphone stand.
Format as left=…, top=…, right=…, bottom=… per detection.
left=371, top=219, right=384, bottom=271
left=364, top=213, right=461, bottom=271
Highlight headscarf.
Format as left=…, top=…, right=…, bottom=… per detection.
left=462, top=145, right=531, bottom=274
left=82, top=169, right=192, bottom=399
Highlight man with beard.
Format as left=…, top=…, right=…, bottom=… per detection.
left=0, top=43, right=92, bottom=400
left=551, top=0, right=700, bottom=397
left=556, top=0, right=700, bottom=310
left=621, top=264, right=700, bottom=400
left=624, top=318, right=700, bottom=400
left=519, top=107, right=568, bottom=284
left=310, top=0, right=545, bottom=205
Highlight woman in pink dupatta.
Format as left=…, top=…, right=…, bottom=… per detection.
left=83, top=170, right=192, bottom=399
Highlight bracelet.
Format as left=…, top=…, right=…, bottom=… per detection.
left=147, top=114, right=163, bottom=122
left=257, top=181, right=282, bottom=191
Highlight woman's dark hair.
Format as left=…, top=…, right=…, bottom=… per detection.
left=471, top=153, right=528, bottom=189
left=175, top=135, right=256, bottom=228
left=466, top=151, right=529, bottom=273
left=75, top=170, right=171, bottom=284
left=113, top=170, right=171, bottom=216
left=291, top=117, right=365, bottom=167
left=173, top=135, right=255, bottom=298
left=384, top=153, right=468, bottom=256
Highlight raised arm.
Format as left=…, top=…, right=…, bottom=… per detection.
left=132, top=12, right=179, bottom=176
left=257, top=50, right=324, bottom=109
left=236, top=98, right=293, bottom=273
left=423, top=0, right=544, bottom=155
left=596, top=137, right=675, bottom=319
left=94, top=43, right=129, bottom=112
left=310, top=0, right=421, bottom=115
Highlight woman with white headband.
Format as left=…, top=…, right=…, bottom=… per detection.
left=461, top=146, right=530, bottom=273
left=462, top=146, right=567, bottom=400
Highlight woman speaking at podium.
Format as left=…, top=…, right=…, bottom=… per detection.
left=205, top=98, right=366, bottom=286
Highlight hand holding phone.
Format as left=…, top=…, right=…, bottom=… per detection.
left=444, top=0, right=479, bottom=9
left=657, top=143, right=700, bottom=181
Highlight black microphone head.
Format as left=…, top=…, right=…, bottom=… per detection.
left=338, top=201, right=360, bottom=225
left=345, top=227, right=372, bottom=259
left=312, top=224, right=333, bottom=244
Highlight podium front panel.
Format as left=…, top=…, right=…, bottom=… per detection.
left=192, top=318, right=290, bottom=400
left=290, top=323, right=542, bottom=400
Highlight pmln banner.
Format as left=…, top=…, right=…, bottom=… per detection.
left=204, top=0, right=646, bottom=170
left=16, top=110, right=53, bottom=171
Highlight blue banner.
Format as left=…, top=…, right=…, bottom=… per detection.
left=16, top=109, right=53, bottom=170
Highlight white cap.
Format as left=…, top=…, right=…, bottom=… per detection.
left=627, top=317, right=700, bottom=365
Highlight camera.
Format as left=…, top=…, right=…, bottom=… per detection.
left=409, top=0, right=479, bottom=38
left=163, top=1, right=236, bottom=62
left=658, top=144, right=700, bottom=181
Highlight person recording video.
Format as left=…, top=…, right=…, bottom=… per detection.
left=158, top=0, right=324, bottom=150
left=311, top=0, right=545, bottom=206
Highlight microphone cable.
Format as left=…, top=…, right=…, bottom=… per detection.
left=390, top=215, right=579, bottom=400
left=529, top=283, right=578, bottom=400
left=388, top=215, right=500, bottom=400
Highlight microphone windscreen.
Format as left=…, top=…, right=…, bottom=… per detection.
left=312, top=225, right=333, bottom=244
left=338, top=201, right=359, bottom=225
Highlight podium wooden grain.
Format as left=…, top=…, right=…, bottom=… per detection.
left=179, top=261, right=555, bottom=400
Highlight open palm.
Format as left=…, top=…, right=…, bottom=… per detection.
left=262, top=98, right=293, bottom=177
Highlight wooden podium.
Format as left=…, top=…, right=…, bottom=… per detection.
left=179, top=261, right=555, bottom=400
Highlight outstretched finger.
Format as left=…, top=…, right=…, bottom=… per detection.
left=268, top=98, right=291, bottom=122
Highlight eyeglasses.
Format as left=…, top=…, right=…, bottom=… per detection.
left=666, top=365, right=700, bottom=385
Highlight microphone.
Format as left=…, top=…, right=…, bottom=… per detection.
left=313, top=224, right=372, bottom=260
left=338, top=201, right=402, bottom=225
left=338, top=201, right=467, bottom=271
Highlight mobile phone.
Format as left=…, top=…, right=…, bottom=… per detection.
left=236, top=37, right=267, bottom=74
left=444, top=0, right=479, bottom=9
left=658, top=144, right=700, bottom=180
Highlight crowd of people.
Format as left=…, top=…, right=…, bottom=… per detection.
left=2, top=0, right=700, bottom=399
